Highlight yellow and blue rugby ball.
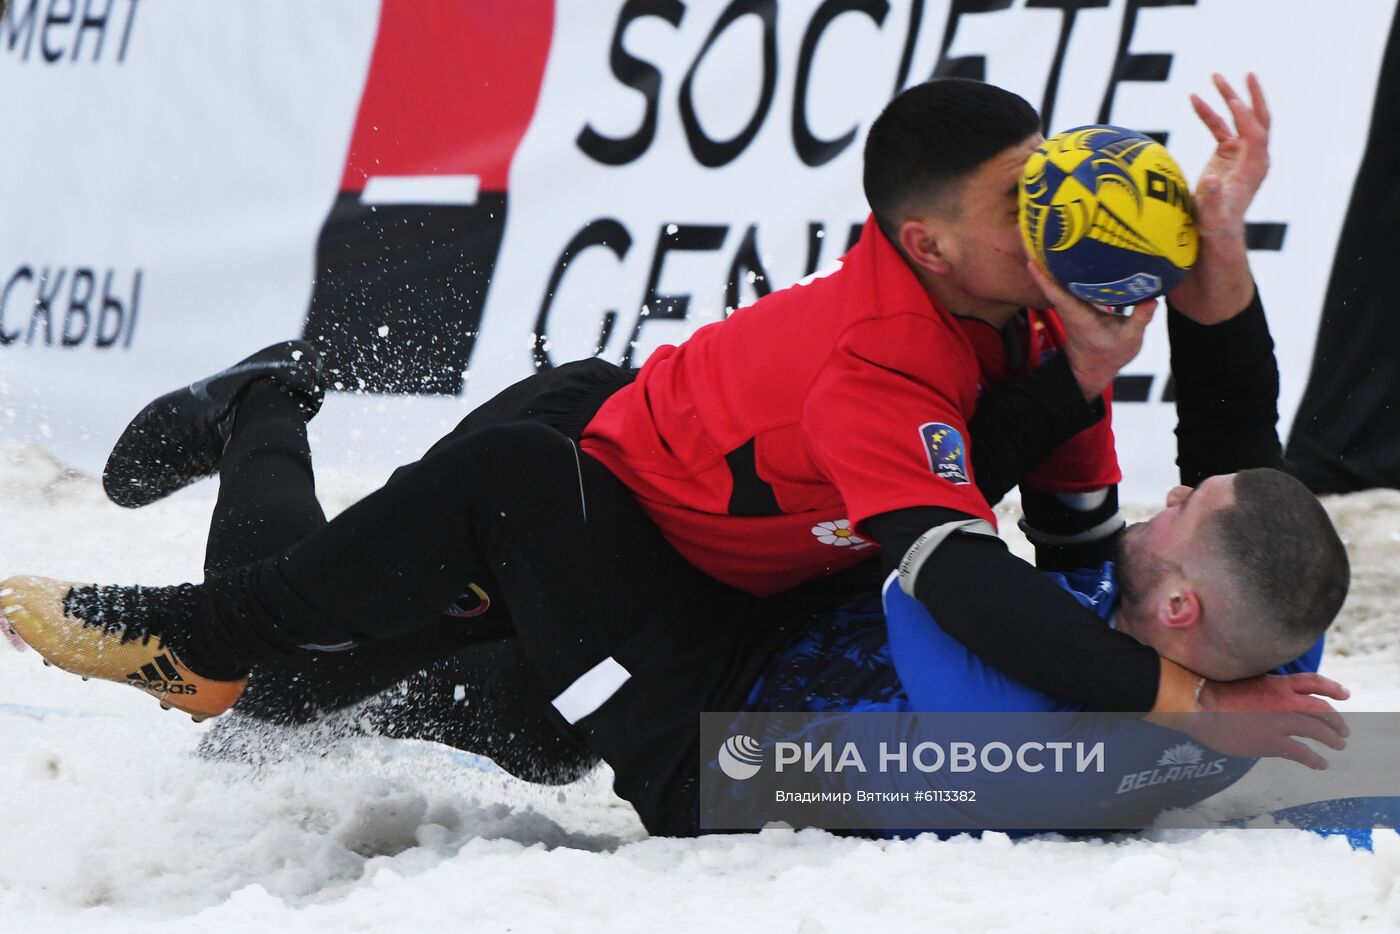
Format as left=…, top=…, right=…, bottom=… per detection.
left=1020, top=125, right=1197, bottom=306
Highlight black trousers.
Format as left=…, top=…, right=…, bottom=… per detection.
left=197, top=360, right=783, bottom=833
left=207, top=360, right=633, bottom=782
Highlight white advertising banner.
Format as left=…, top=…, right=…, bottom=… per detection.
left=1, top=0, right=1395, bottom=504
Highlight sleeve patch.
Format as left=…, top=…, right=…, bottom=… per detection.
left=919, top=422, right=970, bottom=485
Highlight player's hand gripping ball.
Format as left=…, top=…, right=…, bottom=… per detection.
left=1019, top=125, right=1198, bottom=306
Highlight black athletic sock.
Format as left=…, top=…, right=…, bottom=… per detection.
left=62, top=583, right=252, bottom=680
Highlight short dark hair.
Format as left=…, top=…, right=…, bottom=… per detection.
left=862, top=78, right=1041, bottom=244
left=1208, top=468, right=1350, bottom=676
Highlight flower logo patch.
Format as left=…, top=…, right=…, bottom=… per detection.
left=811, top=519, right=871, bottom=549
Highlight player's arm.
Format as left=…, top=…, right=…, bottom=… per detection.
left=964, top=348, right=1128, bottom=571
left=1011, top=260, right=1158, bottom=572
left=1162, top=74, right=1279, bottom=481
left=1150, top=75, right=1326, bottom=724
left=1017, top=486, right=1123, bottom=570
left=964, top=351, right=1106, bottom=506
left=1169, top=287, right=1280, bottom=483
left=1151, top=73, right=1280, bottom=712
left=861, top=506, right=1163, bottom=710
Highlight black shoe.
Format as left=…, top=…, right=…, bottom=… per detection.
left=103, top=341, right=324, bottom=508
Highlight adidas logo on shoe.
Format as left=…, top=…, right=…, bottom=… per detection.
left=0, top=576, right=246, bottom=720
left=125, top=653, right=201, bottom=697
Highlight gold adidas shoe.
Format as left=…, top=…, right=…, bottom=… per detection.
left=0, top=575, right=245, bottom=720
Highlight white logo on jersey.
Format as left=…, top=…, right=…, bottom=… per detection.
left=1157, top=742, right=1205, bottom=767
left=811, top=519, right=872, bottom=549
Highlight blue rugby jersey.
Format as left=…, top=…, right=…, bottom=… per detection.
left=742, top=561, right=1325, bottom=832
left=748, top=561, right=1323, bottom=713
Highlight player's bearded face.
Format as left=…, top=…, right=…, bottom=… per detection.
left=1118, top=485, right=1197, bottom=598
left=1115, top=522, right=1170, bottom=614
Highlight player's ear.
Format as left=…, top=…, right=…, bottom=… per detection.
left=898, top=217, right=952, bottom=275
left=1159, top=585, right=1201, bottom=630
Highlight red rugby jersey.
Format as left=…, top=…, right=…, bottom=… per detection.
left=580, top=218, right=1119, bottom=596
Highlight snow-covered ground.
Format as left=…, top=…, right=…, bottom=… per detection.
left=3, top=440, right=1400, bottom=933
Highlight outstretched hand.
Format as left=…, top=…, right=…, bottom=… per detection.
left=1028, top=260, right=1156, bottom=401
left=1183, top=672, right=1350, bottom=770
left=1169, top=72, right=1271, bottom=324
left=1189, top=72, right=1271, bottom=243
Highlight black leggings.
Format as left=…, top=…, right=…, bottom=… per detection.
left=202, top=361, right=637, bottom=781
left=204, top=411, right=733, bottom=655
left=203, top=359, right=634, bottom=647
left=207, top=381, right=510, bottom=696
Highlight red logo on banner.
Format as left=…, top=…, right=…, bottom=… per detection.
left=303, top=0, right=553, bottom=395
